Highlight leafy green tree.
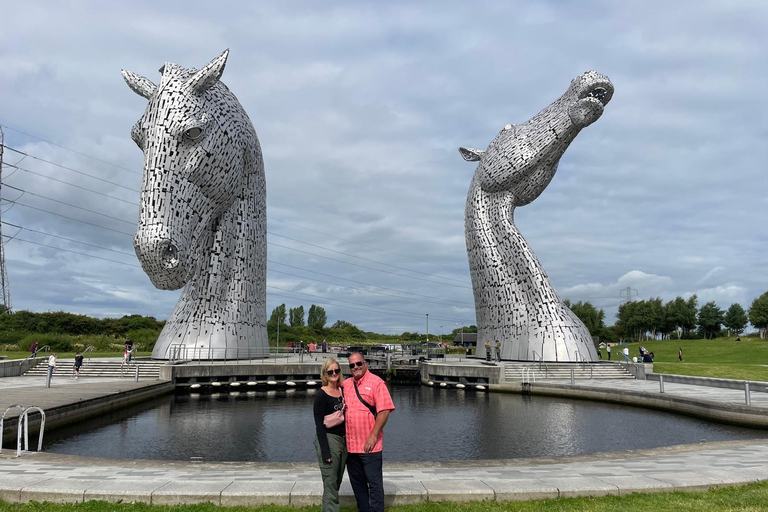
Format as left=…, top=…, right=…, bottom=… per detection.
left=289, top=306, right=305, bottom=327
left=697, top=301, right=724, bottom=339
left=268, top=304, right=287, bottom=326
left=684, top=295, right=699, bottom=336
left=307, top=304, right=327, bottom=329
left=565, top=300, right=605, bottom=336
left=723, top=303, right=748, bottom=335
left=331, top=319, right=353, bottom=329
left=647, top=297, right=665, bottom=339
left=748, top=291, right=768, bottom=339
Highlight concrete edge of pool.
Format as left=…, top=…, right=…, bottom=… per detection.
left=2, top=439, right=768, bottom=506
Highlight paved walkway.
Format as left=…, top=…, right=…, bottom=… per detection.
left=1, top=441, right=768, bottom=505
left=545, top=378, right=768, bottom=408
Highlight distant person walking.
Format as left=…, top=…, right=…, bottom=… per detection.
left=29, top=341, right=38, bottom=354
left=47, top=352, right=57, bottom=384
left=622, top=346, right=629, bottom=362
left=678, top=348, right=683, bottom=362
left=124, top=338, right=134, bottom=362
left=495, top=340, right=501, bottom=362
left=73, top=352, right=84, bottom=378
left=484, top=340, right=491, bottom=361
left=606, top=344, right=611, bottom=360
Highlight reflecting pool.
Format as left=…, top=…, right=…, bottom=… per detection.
left=44, top=386, right=765, bottom=462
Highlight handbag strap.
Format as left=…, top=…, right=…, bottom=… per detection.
left=353, top=380, right=378, bottom=419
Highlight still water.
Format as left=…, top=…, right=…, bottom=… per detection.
left=44, top=387, right=764, bottom=462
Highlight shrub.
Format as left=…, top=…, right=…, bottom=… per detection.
left=20, top=333, right=73, bottom=352
left=126, top=328, right=162, bottom=352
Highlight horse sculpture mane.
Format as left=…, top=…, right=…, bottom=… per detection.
left=460, top=71, right=613, bottom=362
left=122, top=50, right=268, bottom=360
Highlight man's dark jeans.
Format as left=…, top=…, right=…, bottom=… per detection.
left=347, top=451, right=384, bottom=512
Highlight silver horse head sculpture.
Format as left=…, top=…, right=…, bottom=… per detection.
left=122, top=50, right=268, bottom=360
left=460, top=71, right=613, bottom=362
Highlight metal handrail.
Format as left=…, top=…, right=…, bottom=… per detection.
left=19, top=345, right=50, bottom=366
left=0, top=405, right=45, bottom=456
left=531, top=351, right=549, bottom=377
left=0, top=405, right=25, bottom=453
left=83, top=345, right=94, bottom=364
left=573, top=351, right=593, bottom=378
left=522, top=367, right=536, bottom=384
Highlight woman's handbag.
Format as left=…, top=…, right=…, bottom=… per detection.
left=323, top=389, right=345, bottom=428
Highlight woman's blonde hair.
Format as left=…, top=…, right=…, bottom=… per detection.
left=320, top=357, right=344, bottom=387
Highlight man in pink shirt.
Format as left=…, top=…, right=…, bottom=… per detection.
left=342, top=352, right=395, bottom=512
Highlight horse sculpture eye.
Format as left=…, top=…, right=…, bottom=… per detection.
left=184, top=127, right=204, bottom=141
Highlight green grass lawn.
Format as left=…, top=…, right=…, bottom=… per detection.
left=613, top=337, right=768, bottom=382
left=3, top=480, right=768, bottom=511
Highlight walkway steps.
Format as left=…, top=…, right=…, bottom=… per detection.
left=22, top=361, right=162, bottom=379
left=504, top=362, right=633, bottom=381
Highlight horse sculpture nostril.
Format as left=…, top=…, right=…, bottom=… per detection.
left=160, top=242, right=180, bottom=269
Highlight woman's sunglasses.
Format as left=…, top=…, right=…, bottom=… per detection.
left=349, top=361, right=365, bottom=368
left=326, top=368, right=341, bottom=376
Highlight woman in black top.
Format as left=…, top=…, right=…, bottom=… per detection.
left=313, top=357, right=347, bottom=512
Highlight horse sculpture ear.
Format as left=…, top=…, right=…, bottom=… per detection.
left=459, top=147, right=484, bottom=162
left=121, top=70, right=157, bottom=100
left=188, top=49, right=230, bottom=95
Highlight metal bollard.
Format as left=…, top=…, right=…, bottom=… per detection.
left=659, top=374, right=665, bottom=393
left=745, top=381, right=751, bottom=406
left=45, top=368, right=51, bottom=389
left=135, top=366, right=140, bottom=382
left=570, top=368, right=575, bottom=385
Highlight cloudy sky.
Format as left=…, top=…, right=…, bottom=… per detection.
left=0, top=1, right=766, bottom=335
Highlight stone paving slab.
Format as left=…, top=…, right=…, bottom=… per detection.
left=220, top=481, right=295, bottom=507
left=595, top=475, right=673, bottom=495
left=481, top=478, right=559, bottom=502
left=420, top=480, right=495, bottom=502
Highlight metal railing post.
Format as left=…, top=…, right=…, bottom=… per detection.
left=570, top=368, right=575, bottom=385
left=45, top=367, right=51, bottom=388
left=745, top=381, right=751, bottom=406
left=659, top=374, right=665, bottom=393
left=134, top=366, right=140, bottom=382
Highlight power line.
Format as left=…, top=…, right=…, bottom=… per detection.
left=3, top=162, right=136, bottom=205
left=1, top=221, right=134, bottom=256
left=1, top=145, right=138, bottom=192
left=2, top=235, right=140, bottom=267
left=1, top=233, right=471, bottom=324
left=3, top=201, right=134, bottom=236
left=268, top=285, right=470, bottom=324
left=270, top=241, right=472, bottom=290
left=268, top=268, right=470, bottom=309
left=1, top=140, right=470, bottom=282
left=270, top=216, right=468, bottom=273
left=269, top=231, right=469, bottom=286
left=0, top=123, right=141, bottom=175
left=3, top=184, right=134, bottom=226
left=268, top=260, right=473, bottom=306
left=3, top=151, right=471, bottom=290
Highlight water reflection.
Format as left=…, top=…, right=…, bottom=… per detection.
left=43, top=387, right=765, bottom=462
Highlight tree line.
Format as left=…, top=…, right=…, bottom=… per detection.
left=569, top=291, right=768, bottom=342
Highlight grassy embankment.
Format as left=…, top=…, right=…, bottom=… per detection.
left=3, top=480, right=768, bottom=511
left=614, top=336, right=768, bottom=382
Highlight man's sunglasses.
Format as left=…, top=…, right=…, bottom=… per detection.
left=349, top=361, right=365, bottom=368
left=326, top=368, right=341, bottom=376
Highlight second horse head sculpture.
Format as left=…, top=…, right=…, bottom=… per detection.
left=122, top=50, right=268, bottom=360
left=460, top=71, right=614, bottom=362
